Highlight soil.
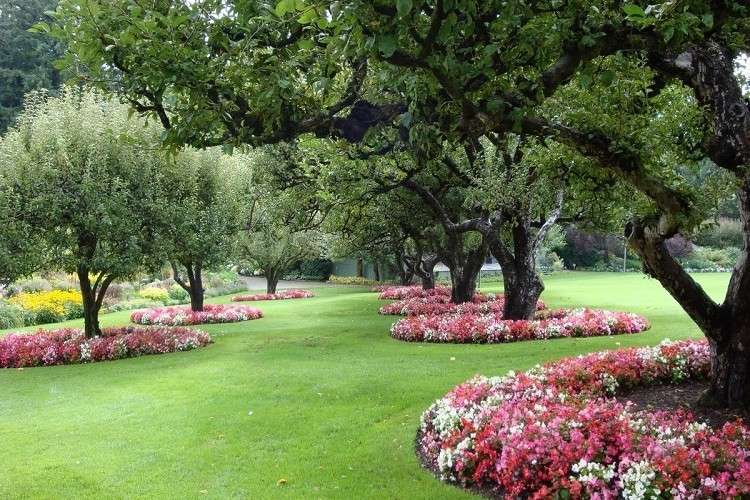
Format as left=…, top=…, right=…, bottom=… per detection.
left=616, top=380, right=748, bottom=429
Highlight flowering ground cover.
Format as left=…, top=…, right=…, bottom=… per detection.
left=130, top=303, right=263, bottom=326
left=231, top=289, right=314, bottom=301
left=418, top=339, right=750, bottom=498
left=378, top=293, right=547, bottom=316
left=376, top=285, right=451, bottom=300
left=0, top=326, right=211, bottom=368
left=391, top=308, right=650, bottom=343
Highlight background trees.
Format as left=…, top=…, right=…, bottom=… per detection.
left=236, top=145, right=323, bottom=294
left=158, top=149, right=245, bottom=311
left=0, top=0, right=63, bottom=133
left=0, top=89, right=165, bottom=337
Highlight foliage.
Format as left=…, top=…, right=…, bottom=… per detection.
left=0, top=302, right=25, bottom=330
left=327, top=275, right=384, bottom=286
left=0, top=0, right=63, bottom=133
left=418, top=340, right=750, bottom=497
left=130, top=304, right=263, bottom=326
left=0, top=326, right=212, bottom=368
left=283, top=259, right=333, bottom=280
left=694, top=218, right=744, bottom=248
left=137, top=287, right=170, bottom=304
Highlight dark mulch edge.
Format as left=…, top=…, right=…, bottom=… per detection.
left=616, top=380, right=748, bottom=428
left=414, top=380, right=748, bottom=499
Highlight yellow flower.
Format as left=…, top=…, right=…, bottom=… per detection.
left=9, top=289, right=83, bottom=316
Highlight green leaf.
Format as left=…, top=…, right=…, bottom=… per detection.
left=275, top=0, right=295, bottom=17
left=622, top=4, right=646, bottom=17
left=297, top=7, right=318, bottom=24
left=599, top=70, right=616, bottom=86
left=297, top=38, right=314, bottom=50
left=378, top=34, right=398, bottom=58
left=702, top=13, right=714, bottom=29
left=396, top=0, right=413, bottom=17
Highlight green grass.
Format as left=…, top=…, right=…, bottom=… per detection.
left=0, top=272, right=729, bottom=499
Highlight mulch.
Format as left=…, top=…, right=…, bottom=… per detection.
left=616, top=380, right=748, bottom=429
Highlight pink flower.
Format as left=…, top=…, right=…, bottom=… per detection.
left=419, top=340, right=750, bottom=497
left=391, top=308, right=649, bottom=343
left=231, top=289, right=314, bottom=302
left=130, top=304, right=263, bottom=326
left=0, top=326, right=212, bottom=368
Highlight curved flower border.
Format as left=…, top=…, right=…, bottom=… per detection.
left=376, top=285, right=452, bottom=300
left=391, top=308, right=650, bottom=343
left=379, top=294, right=546, bottom=316
left=231, top=289, right=314, bottom=302
left=0, top=326, right=212, bottom=368
left=419, top=339, right=750, bottom=498
left=130, top=304, right=263, bottom=326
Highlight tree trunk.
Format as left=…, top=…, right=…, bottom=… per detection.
left=502, top=264, right=543, bottom=320
left=444, top=239, right=487, bottom=304
left=421, top=273, right=435, bottom=290
left=373, top=260, right=381, bottom=281
left=356, top=258, right=364, bottom=278
left=266, top=268, right=279, bottom=294
left=77, top=267, right=102, bottom=338
left=187, top=264, right=205, bottom=311
left=172, top=261, right=205, bottom=312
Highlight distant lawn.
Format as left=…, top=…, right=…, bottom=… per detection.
left=0, top=272, right=729, bottom=499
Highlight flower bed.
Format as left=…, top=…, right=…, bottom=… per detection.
left=377, top=285, right=451, bottom=300
left=391, top=308, right=649, bottom=343
left=130, top=304, right=263, bottom=326
left=379, top=293, right=547, bottom=317
left=0, top=326, right=212, bottom=368
left=419, top=339, right=750, bottom=498
left=231, top=289, right=314, bottom=302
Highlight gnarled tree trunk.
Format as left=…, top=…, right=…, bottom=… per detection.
left=172, top=261, right=205, bottom=312
left=265, top=267, right=280, bottom=294
left=442, top=237, right=487, bottom=303
left=77, top=265, right=114, bottom=338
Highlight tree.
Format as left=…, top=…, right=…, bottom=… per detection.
left=0, top=88, right=165, bottom=337
left=158, top=149, right=245, bottom=311
left=0, top=0, right=63, bottom=133
left=237, top=145, right=323, bottom=294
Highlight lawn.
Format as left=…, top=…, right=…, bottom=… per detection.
left=0, top=272, right=729, bottom=499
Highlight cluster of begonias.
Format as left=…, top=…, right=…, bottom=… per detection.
left=379, top=293, right=546, bottom=317
left=130, top=304, right=263, bottom=326
left=231, top=289, right=314, bottom=302
left=0, top=326, right=212, bottom=368
left=376, top=285, right=452, bottom=300
left=391, top=308, right=650, bottom=343
left=419, top=339, right=750, bottom=498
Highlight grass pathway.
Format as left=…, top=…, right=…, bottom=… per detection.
left=0, top=272, right=729, bottom=499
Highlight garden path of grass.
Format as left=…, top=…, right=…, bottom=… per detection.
left=0, top=272, right=730, bottom=499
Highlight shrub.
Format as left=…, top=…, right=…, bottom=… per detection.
left=418, top=339, right=750, bottom=497
left=391, top=308, right=649, bottom=343
left=694, top=218, right=743, bottom=248
left=8, top=289, right=84, bottom=326
left=138, top=287, right=170, bottom=303
left=168, top=284, right=189, bottom=302
left=13, top=277, right=53, bottom=293
left=232, top=289, right=314, bottom=301
left=130, top=304, right=263, bottom=326
left=0, top=326, right=212, bottom=368
left=0, top=302, right=26, bottom=329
